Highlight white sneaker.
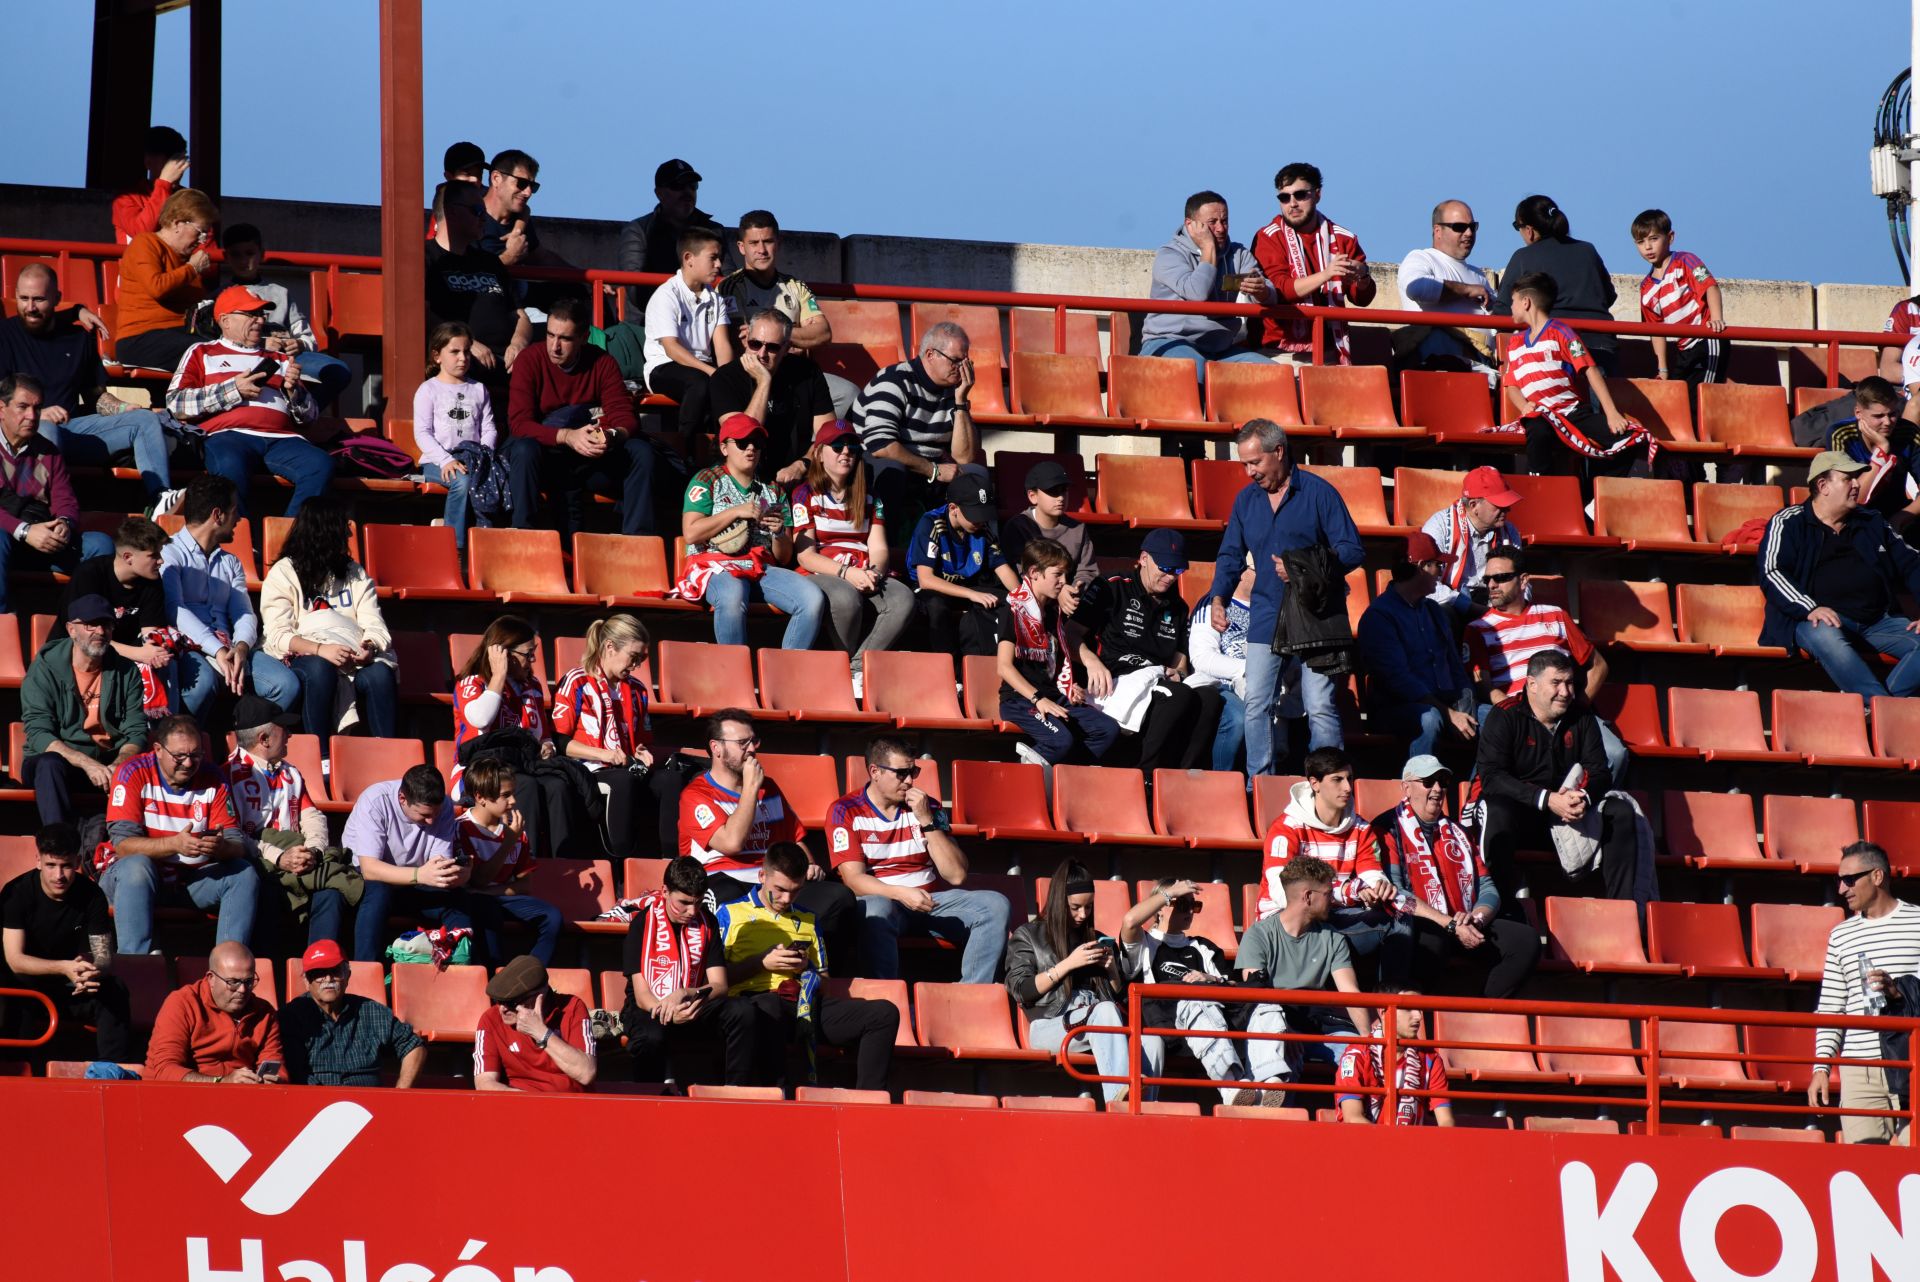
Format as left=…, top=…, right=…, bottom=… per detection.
left=851, top=669, right=864, bottom=702
left=1014, top=742, right=1054, bottom=793
left=146, top=487, right=186, bottom=519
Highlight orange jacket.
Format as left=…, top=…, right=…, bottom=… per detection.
left=116, top=232, right=206, bottom=342
left=144, top=977, right=283, bottom=1082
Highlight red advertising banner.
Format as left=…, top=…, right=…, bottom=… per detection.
left=3, top=1079, right=1913, bottom=1282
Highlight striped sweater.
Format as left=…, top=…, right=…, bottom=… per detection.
left=1815, top=899, right=1920, bottom=1063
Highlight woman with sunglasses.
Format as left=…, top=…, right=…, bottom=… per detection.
left=791, top=421, right=913, bottom=696
left=551, top=613, right=685, bottom=858
left=1006, top=858, right=1132, bottom=1107
left=453, top=617, right=586, bottom=861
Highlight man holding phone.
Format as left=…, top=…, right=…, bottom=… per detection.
left=145, top=941, right=284, bottom=1083
left=619, top=855, right=739, bottom=1088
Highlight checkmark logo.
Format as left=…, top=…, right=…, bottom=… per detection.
left=183, top=1101, right=372, bottom=1215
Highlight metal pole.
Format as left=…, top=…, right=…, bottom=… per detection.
left=377, top=0, right=426, bottom=424
left=1911, top=0, right=1919, bottom=292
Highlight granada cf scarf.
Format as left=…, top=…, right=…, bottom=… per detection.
left=1432, top=502, right=1516, bottom=593
left=1393, top=804, right=1479, bottom=916
left=1362, top=1016, right=1429, bottom=1127
left=1006, top=581, right=1073, bottom=698
left=636, top=889, right=708, bottom=1003
left=1485, top=407, right=1660, bottom=468
left=673, top=547, right=769, bottom=601
left=1280, top=217, right=1352, bottom=364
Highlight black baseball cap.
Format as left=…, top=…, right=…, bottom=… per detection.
left=443, top=141, right=486, bottom=177
left=655, top=159, right=702, bottom=189
left=946, top=473, right=995, bottom=526
left=1024, top=459, right=1071, bottom=493
left=66, top=594, right=115, bottom=625
left=231, top=694, right=300, bottom=732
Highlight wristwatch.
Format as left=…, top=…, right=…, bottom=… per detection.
left=532, top=1028, right=552, bottom=1050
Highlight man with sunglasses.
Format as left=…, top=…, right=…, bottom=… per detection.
left=1810, top=841, right=1918, bottom=1144
left=828, top=736, right=1010, bottom=984
left=474, top=954, right=597, bottom=1093
left=145, top=940, right=282, bottom=1083
left=1395, top=200, right=1499, bottom=379
left=618, top=158, right=728, bottom=316
left=477, top=149, right=569, bottom=273
left=708, top=310, right=835, bottom=485
left=1251, top=163, right=1376, bottom=366
left=279, top=939, right=426, bottom=1087
left=98, top=714, right=258, bottom=956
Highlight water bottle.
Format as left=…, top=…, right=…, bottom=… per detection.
left=1858, top=952, right=1887, bottom=1016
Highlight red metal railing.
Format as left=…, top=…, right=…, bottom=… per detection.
left=2, top=236, right=1903, bottom=387
left=0, top=987, right=60, bottom=1050
left=1044, top=985, right=1920, bottom=1130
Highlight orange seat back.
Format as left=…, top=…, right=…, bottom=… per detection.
left=1667, top=686, right=1771, bottom=754
left=1579, top=581, right=1679, bottom=647
left=1204, top=361, right=1301, bottom=425
left=1150, top=768, right=1255, bottom=842
left=1094, top=453, right=1195, bottom=522
left=1692, top=483, right=1784, bottom=543
left=656, top=640, right=757, bottom=713
left=1301, top=464, right=1391, bottom=527
left=1052, top=764, right=1156, bottom=840
left=1010, top=352, right=1106, bottom=418
left=1613, top=379, right=1699, bottom=444
left=1108, top=355, right=1203, bottom=421
left=1698, top=383, right=1793, bottom=448
left=1674, top=584, right=1768, bottom=649
left=1300, top=365, right=1397, bottom=428
left=1399, top=370, right=1494, bottom=436
left=467, top=527, right=571, bottom=596
left=1391, top=467, right=1467, bottom=528
left=1592, top=477, right=1689, bottom=542
left=572, top=533, right=671, bottom=597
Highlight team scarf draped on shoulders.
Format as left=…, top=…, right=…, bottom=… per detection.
left=1005, top=581, right=1073, bottom=698
left=636, top=888, right=708, bottom=1002
left=1279, top=216, right=1353, bottom=363
left=1362, top=1016, right=1430, bottom=1127
left=1394, top=803, right=1478, bottom=917
left=1432, top=502, right=1517, bottom=592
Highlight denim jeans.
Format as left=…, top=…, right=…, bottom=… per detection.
left=1210, top=687, right=1247, bottom=773
left=701, top=565, right=825, bottom=649
left=201, top=430, right=337, bottom=518
left=857, top=886, right=1012, bottom=984
left=0, top=530, right=112, bottom=613
left=99, top=856, right=261, bottom=954
left=1246, top=1002, right=1357, bottom=1083
left=352, top=881, right=563, bottom=965
left=176, top=647, right=300, bottom=717
left=1028, top=992, right=1130, bottom=1103
left=1793, top=614, right=1920, bottom=699
left=290, top=656, right=397, bottom=740
left=39, top=409, right=173, bottom=498
left=421, top=462, right=474, bottom=549
left=1138, top=337, right=1270, bottom=384
left=1244, top=646, right=1340, bottom=776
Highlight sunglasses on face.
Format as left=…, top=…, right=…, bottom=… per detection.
left=825, top=439, right=861, bottom=453
left=876, top=763, right=921, bottom=781
left=1439, top=221, right=1479, bottom=233
left=1838, top=870, right=1874, bottom=887
left=1169, top=897, right=1199, bottom=913
left=744, top=339, right=785, bottom=353
left=1483, top=571, right=1521, bottom=585
left=503, top=173, right=540, bottom=194
left=1278, top=188, right=1317, bottom=204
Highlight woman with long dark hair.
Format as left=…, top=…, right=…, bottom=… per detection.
left=1494, top=194, right=1621, bottom=373
left=791, top=422, right=914, bottom=693
left=259, top=496, right=396, bottom=742
left=1005, top=858, right=1132, bottom=1106
left=453, top=616, right=586, bottom=860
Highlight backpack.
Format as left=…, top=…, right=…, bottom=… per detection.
left=327, top=432, right=415, bottom=479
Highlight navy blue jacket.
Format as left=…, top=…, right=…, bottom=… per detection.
left=1208, top=468, right=1364, bottom=642
left=1757, top=502, right=1920, bottom=652
left=1355, top=585, right=1470, bottom=709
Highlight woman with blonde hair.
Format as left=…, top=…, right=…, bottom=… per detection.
left=115, top=187, right=217, bottom=371
left=553, top=614, right=685, bottom=857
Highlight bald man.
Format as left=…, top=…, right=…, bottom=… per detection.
left=144, top=941, right=284, bottom=1082
left=1394, top=200, right=1499, bottom=380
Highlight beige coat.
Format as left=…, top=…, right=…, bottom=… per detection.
left=258, top=557, right=396, bottom=732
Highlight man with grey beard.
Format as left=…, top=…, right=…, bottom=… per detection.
left=19, top=594, right=147, bottom=828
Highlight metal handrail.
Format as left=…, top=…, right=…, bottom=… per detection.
left=0, top=986, right=60, bottom=1050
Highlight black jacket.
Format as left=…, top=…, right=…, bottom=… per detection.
left=1079, top=573, right=1188, bottom=675
left=1273, top=544, right=1355, bottom=676
left=1475, top=698, right=1612, bottom=812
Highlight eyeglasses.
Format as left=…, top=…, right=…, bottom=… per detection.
left=713, top=736, right=761, bottom=748
left=503, top=173, right=540, bottom=194
left=875, top=763, right=921, bottom=781
left=210, top=972, right=258, bottom=990
left=1278, top=188, right=1318, bottom=204
left=1838, top=870, right=1875, bottom=887
left=1483, top=571, right=1521, bottom=585
left=927, top=348, right=967, bottom=365
left=158, top=744, right=204, bottom=762
left=507, top=645, right=537, bottom=662
left=1439, top=221, right=1479, bottom=233
left=1511, top=220, right=1526, bottom=231
left=744, top=338, right=785, bottom=353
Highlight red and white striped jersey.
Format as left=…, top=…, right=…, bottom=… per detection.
left=451, top=672, right=548, bottom=796
left=790, top=482, right=878, bottom=570
left=166, top=340, right=303, bottom=435
left=453, top=815, right=532, bottom=888
left=1886, top=297, right=1920, bottom=337
left=1464, top=603, right=1595, bottom=696
left=1638, top=251, right=1716, bottom=351
left=1257, top=782, right=1383, bottom=918
left=680, top=771, right=806, bottom=882
left=222, top=746, right=316, bottom=836
left=1500, top=320, right=1593, bottom=416
left=100, top=753, right=237, bottom=873
left=825, top=787, right=935, bottom=887
left=550, top=667, right=651, bottom=768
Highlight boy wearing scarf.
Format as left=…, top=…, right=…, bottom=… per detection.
left=619, top=855, right=738, bottom=1088
left=1500, top=273, right=1653, bottom=492
left=1336, top=990, right=1454, bottom=1126
left=996, top=538, right=1120, bottom=769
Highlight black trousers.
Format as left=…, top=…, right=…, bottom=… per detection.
left=919, top=589, right=1003, bottom=658
left=1522, top=404, right=1636, bottom=498
left=504, top=433, right=663, bottom=540
left=1384, top=915, right=1540, bottom=1000
left=24, top=754, right=102, bottom=829
left=510, top=767, right=592, bottom=862
left=1134, top=680, right=1224, bottom=773
left=593, top=762, right=685, bottom=859
left=621, top=995, right=754, bottom=1086
left=729, top=990, right=899, bottom=1092
left=647, top=362, right=716, bottom=435
left=3, top=974, right=132, bottom=1063
left=1480, top=794, right=1647, bottom=907
left=705, top=872, right=858, bottom=974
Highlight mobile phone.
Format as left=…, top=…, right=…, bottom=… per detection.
left=257, top=1060, right=282, bottom=1082
left=249, top=356, right=279, bottom=380
left=687, top=985, right=713, bottom=1000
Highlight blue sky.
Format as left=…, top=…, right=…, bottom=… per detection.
left=8, top=0, right=1911, bottom=286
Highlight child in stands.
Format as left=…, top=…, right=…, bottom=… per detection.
left=1501, top=272, right=1650, bottom=491
left=1632, top=209, right=1726, bottom=387
left=412, top=322, right=500, bottom=550
left=643, top=225, right=736, bottom=434
left=996, top=539, right=1118, bottom=769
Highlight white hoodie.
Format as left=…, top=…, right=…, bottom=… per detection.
left=1256, top=780, right=1386, bottom=918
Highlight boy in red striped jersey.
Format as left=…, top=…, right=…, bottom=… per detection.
left=1501, top=273, right=1649, bottom=489
left=1632, top=209, right=1726, bottom=387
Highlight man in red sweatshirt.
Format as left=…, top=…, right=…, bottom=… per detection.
left=144, top=941, right=284, bottom=1083
left=505, top=295, right=670, bottom=541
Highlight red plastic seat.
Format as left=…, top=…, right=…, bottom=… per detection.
left=571, top=533, right=676, bottom=606
left=1578, top=581, right=1707, bottom=654
left=517, top=858, right=619, bottom=932
left=1009, top=352, right=1130, bottom=429
left=1627, top=1122, right=1724, bottom=1138
left=1052, top=765, right=1184, bottom=846
left=544, top=967, right=594, bottom=1007
left=1749, top=903, right=1844, bottom=981
left=1009, top=307, right=1102, bottom=364
left=1190, top=458, right=1250, bottom=523
left=1502, top=474, right=1619, bottom=548
left=1862, top=799, right=1920, bottom=873
left=1662, top=792, right=1770, bottom=870
left=1431, top=1010, right=1561, bottom=1083
left=1792, top=386, right=1851, bottom=416
left=913, top=982, right=1048, bottom=1061
left=857, top=650, right=984, bottom=730
left=1002, top=1095, right=1098, bottom=1113
left=1390, top=467, right=1467, bottom=529
left=1125, top=878, right=1238, bottom=958
left=1545, top=897, right=1683, bottom=975
left=176, top=955, right=280, bottom=1008
left=951, top=761, right=1072, bottom=841
left=622, top=857, right=667, bottom=899
left=310, top=269, right=384, bottom=349
left=1523, top=1116, right=1621, bottom=1135
left=328, top=737, right=427, bottom=805
left=1093, top=453, right=1213, bottom=530
left=814, top=341, right=899, bottom=391
left=959, top=654, right=1006, bottom=724
left=1592, top=477, right=1710, bottom=553
left=281, top=734, right=332, bottom=808
left=387, top=632, right=451, bottom=704
left=1108, top=355, right=1228, bottom=433
left=285, top=958, right=387, bottom=1005
left=1762, top=795, right=1859, bottom=874
left=467, top=528, right=595, bottom=606
left=1655, top=1020, right=1770, bottom=1091
left=1772, top=689, right=1894, bottom=769
left=991, top=450, right=1104, bottom=521
left=2, top=254, right=102, bottom=314
left=1667, top=688, right=1797, bottom=762
left=1673, top=584, right=1783, bottom=658
left=1300, top=365, right=1422, bottom=438
left=1730, top=1126, right=1825, bottom=1143
left=754, top=752, right=842, bottom=829
left=899, top=1089, right=996, bottom=1108
left=0, top=835, right=38, bottom=884
left=1612, top=378, right=1718, bottom=454
left=1692, top=482, right=1784, bottom=548
left=656, top=641, right=766, bottom=719
left=0, top=614, right=25, bottom=687
left=818, top=299, right=903, bottom=352
left=1648, top=902, right=1778, bottom=979
left=390, top=963, right=490, bottom=1042
left=1151, top=769, right=1258, bottom=849
left=794, top=1086, right=891, bottom=1105
left=1698, top=384, right=1813, bottom=458
left=688, top=1084, right=785, bottom=1101
left=1204, top=361, right=1313, bottom=432
left=823, top=977, right=922, bottom=1051
left=1300, top=464, right=1407, bottom=536
left=1741, top=1023, right=1819, bottom=1092
left=361, top=523, right=485, bottom=601
left=114, top=954, right=174, bottom=1035
left=1592, top=683, right=1698, bottom=759
left=1252, top=775, right=1306, bottom=834
left=756, top=648, right=887, bottom=724
left=1534, top=1015, right=1645, bottom=1084
left=1400, top=370, right=1495, bottom=443
left=156, top=514, right=261, bottom=588
left=1869, top=696, right=1920, bottom=768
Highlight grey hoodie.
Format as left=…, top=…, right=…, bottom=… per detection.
left=1140, top=228, right=1263, bottom=356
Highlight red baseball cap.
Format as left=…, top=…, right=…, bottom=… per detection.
left=812, top=419, right=857, bottom=448
left=1406, top=531, right=1456, bottom=564
left=1461, top=466, right=1521, bottom=507
left=718, top=413, right=767, bottom=444
left=301, top=940, right=345, bottom=972
left=214, top=285, right=269, bottom=317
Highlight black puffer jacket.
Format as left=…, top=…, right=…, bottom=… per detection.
left=1273, top=544, right=1354, bottom=676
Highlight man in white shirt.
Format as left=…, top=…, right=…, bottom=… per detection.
left=1809, top=841, right=1919, bottom=1145
left=1395, top=200, right=1499, bottom=381
left=643, top=226, right=736, bottom=434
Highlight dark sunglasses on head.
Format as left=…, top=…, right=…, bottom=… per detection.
left=1278, top=188, right=1317, bottom=204
left=1439, top=221, right=1479, bottom=233
left=1483, top=571, right=1521, bottom=585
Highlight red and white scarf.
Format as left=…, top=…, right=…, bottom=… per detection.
left=1431, top=502, right=1517, bottom=593
left=1393, top=804, right=1479, bottom=917
left=1279, top=216, right=1351, bottom=363
left=1005, top=581, right=1073, bottom=698
left=1362, top=1016, right=1429, bottom=1127
left=1483, top=407, right=1659, bottom=468
left=673, top=546, right=769, bottom=601
left=635, top=889, right=708, bottom=1002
